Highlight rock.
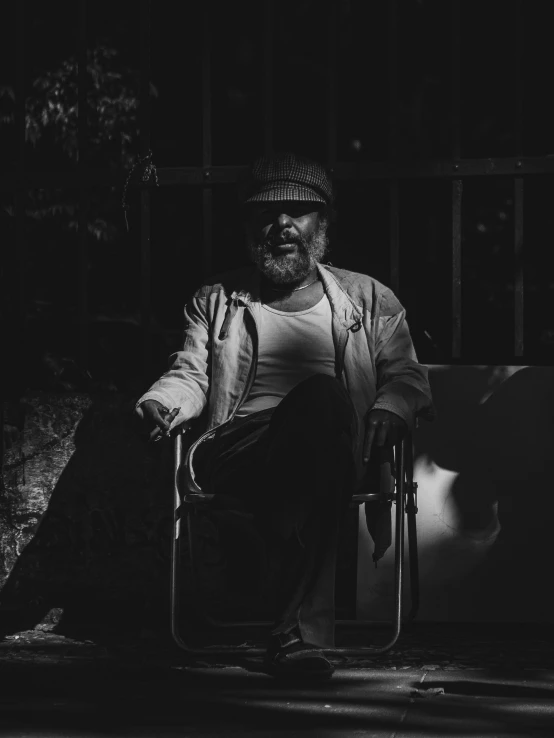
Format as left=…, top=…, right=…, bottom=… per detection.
left=0, top=392, right=174, bottom=632
left=410, top=687, right=445, bottom=697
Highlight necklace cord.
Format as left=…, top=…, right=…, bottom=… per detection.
left=268, top=277, right=319, bottom=293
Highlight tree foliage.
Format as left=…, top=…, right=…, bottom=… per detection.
left=0, top=45, right=157, bottom=241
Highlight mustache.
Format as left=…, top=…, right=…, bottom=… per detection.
left=264, top=232, right=303, bottom=248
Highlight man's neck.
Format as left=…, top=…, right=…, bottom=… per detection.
left=260, top=269, right=324, bottom=312
left=262, top=268, right=319, bottom=296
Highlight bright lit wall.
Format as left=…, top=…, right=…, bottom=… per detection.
left=357, top=365, right=554, bottom=622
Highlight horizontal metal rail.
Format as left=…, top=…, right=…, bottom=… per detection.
left=3, top=156, right=554, bottom=191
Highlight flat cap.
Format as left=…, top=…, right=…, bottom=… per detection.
left=241, top=152, right=334, bottom=206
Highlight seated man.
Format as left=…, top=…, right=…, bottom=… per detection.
left=135, top=152, right=434, bottom=679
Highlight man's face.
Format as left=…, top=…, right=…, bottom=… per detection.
left=244, top=201, right=330, bottom=285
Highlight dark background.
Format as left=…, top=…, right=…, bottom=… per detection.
left=0, top=0, right=553, bottom=640
left=1, top=0, right=553, bottom=405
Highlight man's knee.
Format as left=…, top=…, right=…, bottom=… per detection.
left=286, top=373, right=355, bottom=430
left=308, top=373, right=353, bottom=410
left=297, top=373, right=346, bottom=400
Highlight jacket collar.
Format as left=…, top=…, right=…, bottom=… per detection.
left=316, top=263, right=363, bottom=330
left=229, top=267, right=260, bottom=307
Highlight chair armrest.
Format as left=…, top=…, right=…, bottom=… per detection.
left=352, top=491, right=395, bottom=504
left=183, top=493, right=215, bottom=504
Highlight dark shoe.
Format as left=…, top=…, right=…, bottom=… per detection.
left=265, top=628, right=335, bottom=681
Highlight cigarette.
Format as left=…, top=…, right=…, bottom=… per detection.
left=149, top=407, right=181, bottom=442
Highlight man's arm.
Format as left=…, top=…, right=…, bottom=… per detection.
left=135, top=288, right=211, bottom=427
left=363, top=288, right=434, bottom=461
left=371, top=288, right=435, bottom=428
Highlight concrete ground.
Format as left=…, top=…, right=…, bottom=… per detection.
left=1, top=624, right=553, bottom=737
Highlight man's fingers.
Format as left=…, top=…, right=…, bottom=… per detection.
left=364, top=419, right=395, bottom=462
left=155, top=410, right=171, bottom=430
left=148, top=426, right=164, bottom=442
left=164, top=408, right=180, bottom=426
left=376, top=422, right=389, bottom=449
left=363, top=410, right=408, bottom=460
left=363, top=424, right=376, bottom=463
left=149, top=407, right=180, bottom=443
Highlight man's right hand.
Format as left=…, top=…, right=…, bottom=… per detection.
left=135, top=400, right=180, bottom=442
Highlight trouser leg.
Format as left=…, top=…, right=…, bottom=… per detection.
left=195, top=373, right=358, bottom=649
left=256, top=374, right=357, bottom=648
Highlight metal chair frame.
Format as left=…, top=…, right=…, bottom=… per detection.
left=170, top=426, right=420, bottom=657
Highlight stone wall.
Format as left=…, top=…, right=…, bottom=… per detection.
left=1, top=393, right=177, bottom=634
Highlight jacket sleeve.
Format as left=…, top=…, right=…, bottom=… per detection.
left=371, top=288, right=435, bottom=429
left=135, top=288, right=211, bottom=423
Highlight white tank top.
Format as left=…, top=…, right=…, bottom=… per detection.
left=236, top=294, right=336, bottom=417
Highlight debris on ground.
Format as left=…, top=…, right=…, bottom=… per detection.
left=410, top=687, right=445, bottom=697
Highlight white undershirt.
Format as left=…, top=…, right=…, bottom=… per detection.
left=236, top=294, right=336, bottom=418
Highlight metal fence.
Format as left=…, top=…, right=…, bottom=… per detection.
left=4, top=0, right=552, bottom=392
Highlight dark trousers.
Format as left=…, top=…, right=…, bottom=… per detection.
left=193, top=374, right=358, bottom=647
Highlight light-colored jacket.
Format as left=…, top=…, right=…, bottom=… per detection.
left=137, top=262, right=434, bottom=492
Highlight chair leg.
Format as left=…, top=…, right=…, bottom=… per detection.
left=170, top=434, right=266, bottom=656
left=403, top=435, right=420, bottom=622
left=328, top=438, right=406, bottom=656
left=170, top=435, right=204, bottom=655
left=406, top=493, right=420, bottom=622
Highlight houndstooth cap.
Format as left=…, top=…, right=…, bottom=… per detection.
left=241, top=152, right=334, bottom=206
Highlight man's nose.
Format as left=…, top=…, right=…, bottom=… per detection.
left=276, top=212, right=294, bottom=228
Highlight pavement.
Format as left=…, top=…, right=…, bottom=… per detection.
left=1, top=623, right=553, bottom=737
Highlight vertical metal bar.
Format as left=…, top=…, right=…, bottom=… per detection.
left=515, top=0, right=523, bottom=158
left=15, top=2, right=26, bottom=394
left=451, top=0, right=461, bottom=160
left=392, top=438, right=405, bottom=641
left=405, top=436, right=420, bottom=622
left=451, top=0, right=462, bottom=359
left=327, top=0, right=337, bottom=169
left=514, top=0, right=524, bottom=357
left=389, top=180, right=400, bottom=295
left=140, top=0, right=152, bottom=379
left=388, top=0, right=398, bottom=163
left=452, top=179, right=463, bottom=358
left=202, top=189, right=213, bottom=279
left=514, top=177, right=524, bottom=356
left=388, top=0, right=400, bottom=295
left=263, top=0, right=274, bottom=157
left=202, top=2, right=212, bottom=170
left=77, top=0, right=89, bottom=372
left=170, top=433, right=184, bottom=647
left=15, top=2, right=26, bottom=181
left=3, top=2, right=27, bottom=468
left=202, top=0, right=213, bottom=278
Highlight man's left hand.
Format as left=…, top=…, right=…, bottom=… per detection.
left=363, top=409, right=408, bottom=463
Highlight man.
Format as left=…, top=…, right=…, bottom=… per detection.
left=135, top=152, right=434, bottom=679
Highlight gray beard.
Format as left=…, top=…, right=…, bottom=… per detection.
left=247, top=222, right=330, bottom=285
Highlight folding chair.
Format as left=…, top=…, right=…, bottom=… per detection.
left=170, top=422, right=420, bottom=657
